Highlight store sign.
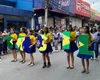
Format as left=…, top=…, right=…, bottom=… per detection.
left=74, top=0, right=90, bottom=17
left=58, top=0, right=70, bottom=10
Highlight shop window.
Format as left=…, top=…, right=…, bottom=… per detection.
left=7, top=21, right=26, bottom=33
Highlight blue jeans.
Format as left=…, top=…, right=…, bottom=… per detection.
left=92, top=41, right=100, bottom=58
left=0, top=44, right=3, bottom=55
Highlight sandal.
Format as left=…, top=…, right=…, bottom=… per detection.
left=70, top=67, right=74, bottom=69
left=11, top=60, right=17, bottom=62
left=28, top=62, right=32, bottom=66
left=28, top=63, right=35, bottom=67
left=81, top=70, right=86, bottom=73
left=86, top=71, right=90, bottom=74
left=66, top=66, right=70, bottom=69
left=22, top=61, right=26, bottom=64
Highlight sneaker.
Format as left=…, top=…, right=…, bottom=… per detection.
left=91, top=58, right=94, bottom=60
left=95, top=58, right=99, bottom=61
left=0, top=57, right=1, bottom=61
left=1, top=52, right=4, bottom=56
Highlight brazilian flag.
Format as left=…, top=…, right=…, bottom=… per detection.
left=22, top=36, right=31, bottom=53
left=16, top=35, right=25, bottom=51
left=6, top=35, right=13, bottom=49
left=62, top=31, right=70, bottom=50
left=78, top=35, right=93, bottom=56
left=38, top=34, right=48, bottom=52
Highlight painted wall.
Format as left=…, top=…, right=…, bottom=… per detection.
left=90, top=8, right=100, bottom=21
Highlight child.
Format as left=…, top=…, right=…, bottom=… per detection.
left=19, top=27, right=26, bottom=63
left=0, top=31, right=3, bottom=60
left=64, top=25, right=78, bottom=69
left=10, top=28, right=18, bottom=62
left=2, top=29, right=8, bottom=54
left=58, top=29, right=63, bottom=50
left=41, top=27, right=53, bottom=68
left=77, top=26, right=93, bottom=74
left=53, top=30, right=59, bottom=53
left=27, top=29, right=37, bottom=67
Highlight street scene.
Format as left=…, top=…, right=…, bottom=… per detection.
left=0, top=0, right=100, bottom=80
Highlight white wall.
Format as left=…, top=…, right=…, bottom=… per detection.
left=55, top=17, right=61, bottom=27
left=70, top=17, right=82, bottom=28
left=42, top=17, right=53, bottom=27
left=47, top=18, right=53, bottom=27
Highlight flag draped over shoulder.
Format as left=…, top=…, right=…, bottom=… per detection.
left=37, top=34, right=48, bottom=52
left=22, top=36, right=31, bottom=53
left=6, top=35, right=13, bottom=49
left=16, top=35, right=25, bottom=51
left=62, top=31, right=70, bottom=50
left=78, top=35, right=93, bottom=56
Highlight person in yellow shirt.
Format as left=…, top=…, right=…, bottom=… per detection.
left=27, top=29, right=37, bottom=67
left=10, top=28, right=17, bottom=62
left=41, top=27, right=53, bottom=68
left=77, top=26, right=93, bottom=74
left=64, top=25, right=78, bottom=69
left=19, top=27, right=26, bottom=63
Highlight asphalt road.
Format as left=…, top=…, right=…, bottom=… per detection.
left=0, top=50, right=100, bottom=80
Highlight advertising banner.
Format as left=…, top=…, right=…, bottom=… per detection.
left=34, top=0, right=74, bottom=14
left=74, top=0, right=90, bottom=17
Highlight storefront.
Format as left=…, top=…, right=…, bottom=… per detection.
left=33, top=0, right=74, bottom=29
left=0, top=5, right=33, bottom=31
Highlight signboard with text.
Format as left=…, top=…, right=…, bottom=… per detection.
left=74, top=0, right=90, bottom=17
left=34, top=0, right=74, bottom=14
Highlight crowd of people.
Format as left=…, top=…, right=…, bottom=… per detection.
left=0, top=25, right=100, bottom=74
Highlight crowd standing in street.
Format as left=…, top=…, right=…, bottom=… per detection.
left=0, top=25, right=100, bottom=74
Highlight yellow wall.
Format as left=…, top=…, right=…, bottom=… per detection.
left=91, top=8, right=100, bottom=17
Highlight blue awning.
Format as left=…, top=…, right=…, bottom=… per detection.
left=0, top=0, right=16, bottom=6
left=0, top=6, right=33, bottom=17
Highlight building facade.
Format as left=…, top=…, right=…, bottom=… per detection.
left=33, top=0, right=100, bottom=29
left=0, top=0, right=34, bottom=32
left=33, top=0, right=74, bottom=29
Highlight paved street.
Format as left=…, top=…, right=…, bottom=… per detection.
left=0, top=50, right=100, bottom=80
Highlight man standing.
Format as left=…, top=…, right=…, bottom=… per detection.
left=93, top=26, right=100, bottom=60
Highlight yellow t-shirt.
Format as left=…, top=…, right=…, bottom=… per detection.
left=19, top=33, right=26, bottom=37
left=70, top=31, right=77, bottom=40
left=11, top=33, right=17, bottom=41
left=88, top=34, right=93, bottom=44
left=29, top=35, right=36, bottom=45
left=44, top=33, right=53, bottom=43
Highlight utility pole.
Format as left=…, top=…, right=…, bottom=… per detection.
left=44, top=0, right=49, bottom=27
